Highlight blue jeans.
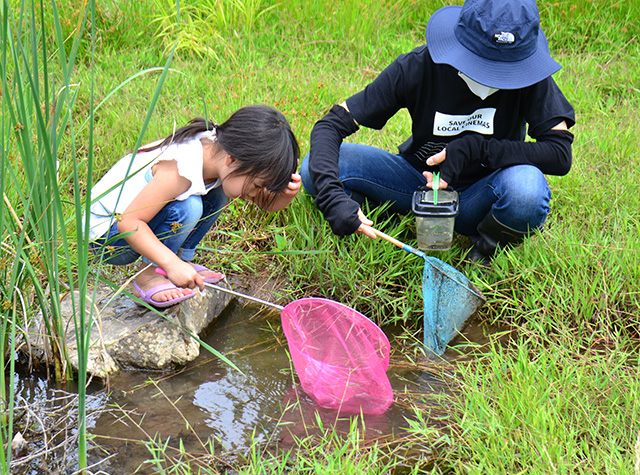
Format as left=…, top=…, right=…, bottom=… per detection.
left=300, top=143, right=551, bottom=235
left=91, top=186, right=228, bottom=265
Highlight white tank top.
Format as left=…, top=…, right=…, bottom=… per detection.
left=87, top=130, right=220, bottom=240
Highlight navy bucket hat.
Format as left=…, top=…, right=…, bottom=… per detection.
left=426, top=0, right=561, bottom=89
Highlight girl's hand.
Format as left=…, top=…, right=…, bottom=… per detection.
left=280, top=173, right=302, bottom=197
left=258, top=173, right=302, bottom=212
left=422, top=149, right=449, bottom=189
left=163, top=261, right=204, bottom=291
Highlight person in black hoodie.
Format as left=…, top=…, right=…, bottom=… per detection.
left=300, top=0, right=575, bottom=264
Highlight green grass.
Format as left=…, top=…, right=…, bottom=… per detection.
left=2, top=0, right=640, bottom=473
left=144, top=419, right=415, bottom=475
left=445, top=330, right=640, bottom=473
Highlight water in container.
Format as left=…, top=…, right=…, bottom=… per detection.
left=411, top=186, right=459, bottom=251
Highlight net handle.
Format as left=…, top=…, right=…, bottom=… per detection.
left=204, top=283, right=285, bottom=310
left=371, top=227, right=427, bottom=259
left=155, top=267, right=284, bottom=310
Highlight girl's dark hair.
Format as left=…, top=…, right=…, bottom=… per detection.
left=140, top=105, right=300, bottom=208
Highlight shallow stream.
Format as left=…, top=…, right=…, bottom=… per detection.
left=10, top=301, right=496, bottom=474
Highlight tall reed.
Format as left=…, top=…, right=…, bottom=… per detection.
left=2, top=0, right=252, bottom=469
left=0, top=0, right=98, bottom=468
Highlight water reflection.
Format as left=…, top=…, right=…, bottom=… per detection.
left=88, top=302, right=430, bottom=472
left=12, top=301, right=458, bottom=474
left=7, top=368, right=108, bottom=475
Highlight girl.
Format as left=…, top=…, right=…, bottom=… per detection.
left=88, top=105, right=301, bottom=308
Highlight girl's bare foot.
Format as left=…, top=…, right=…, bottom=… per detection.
left=191, top=263, right=225, bottom=283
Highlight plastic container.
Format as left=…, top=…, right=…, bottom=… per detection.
left=412, top=186, right=459, bottom=251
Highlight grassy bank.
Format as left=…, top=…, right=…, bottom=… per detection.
left=3, top=0, right=639, bottom=472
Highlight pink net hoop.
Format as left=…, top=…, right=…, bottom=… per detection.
left=281, top=297, right=393, bottom=414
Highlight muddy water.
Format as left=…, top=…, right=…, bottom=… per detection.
left=11, top=302, right=482, bottom=474
left=92, top=302, right=448, bottom=473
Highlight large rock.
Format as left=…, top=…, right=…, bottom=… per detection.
left=27, top=285, right=232, bottom=378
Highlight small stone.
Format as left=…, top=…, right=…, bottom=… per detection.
left=11, top=431, right=28, bottom=458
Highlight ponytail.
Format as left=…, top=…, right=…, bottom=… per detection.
left=138, top=118, right=216, bottom=153
left=139, top=105, right=299, bottom=208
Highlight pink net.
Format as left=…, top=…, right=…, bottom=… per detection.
left=281, top=297, right=393, bottom=415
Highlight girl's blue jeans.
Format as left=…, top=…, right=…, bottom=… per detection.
left=300, top=143, right=551, bottom=235
left=91, top=187, right=228, bottom=265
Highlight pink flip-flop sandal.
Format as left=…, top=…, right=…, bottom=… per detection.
left=192, top=264, right=225, bottom=284
left=133, top=281, right=196, bottom=308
